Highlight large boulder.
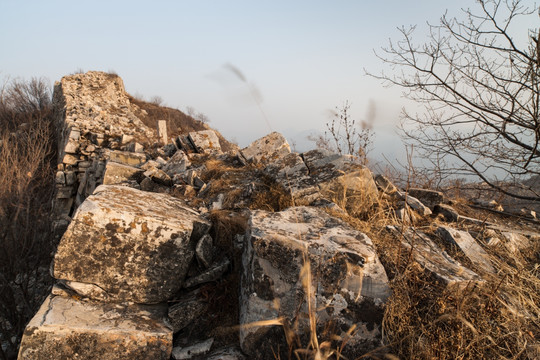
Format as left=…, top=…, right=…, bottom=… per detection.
left=53, top=185, right=211, bottom=303
left=18, top=295, right=172, bottom=360
left=240, top=206, right=390, bottom=359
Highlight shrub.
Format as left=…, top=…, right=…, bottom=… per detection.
left=0, top=78, right=57, bottom=360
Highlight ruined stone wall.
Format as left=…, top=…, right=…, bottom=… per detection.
left=52, top=71, right=156, bottom=232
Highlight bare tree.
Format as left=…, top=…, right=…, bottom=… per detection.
left=370, top=0, right=540, bottom=201
left=309, top=101, right=374, bottom=164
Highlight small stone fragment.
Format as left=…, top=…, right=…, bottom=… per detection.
left=195, top=234, right=214, bottom=268
left=172, top=338, right=214, bottom=360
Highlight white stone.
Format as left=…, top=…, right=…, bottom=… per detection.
left=240, top=206, right=390, bottom=357
left=158, top=120, right=167, bottom=144
left=437, top=226, right=495, bottom=274
left=240, top=132, right=291, bottom=164
left=53, top=185, right=211, bottom=303
left=18, top=295, right=172, bottom=359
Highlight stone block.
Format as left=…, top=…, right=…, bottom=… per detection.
left=240, top=206, right=390, bottom=358
left=158, top=120, right=167, bottom=144
left=240, top=132, right=291, bottom=164
left=53, top=185, right=211, bottom=303
left=107, top=150, right=147, bottom=166
left=388, top=226, right=481, bottom=287
left=437, top=226, right=495, bottom=274
left=188, top=130, right=222, bottom=154
left=18, top=295, right=172, bottom=360
left=408, top=188, right=445, bottom=208
left=102, top=162, right=144, bottom=185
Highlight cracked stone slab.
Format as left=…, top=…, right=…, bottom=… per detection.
left=240, top=206, right=390, bottom=358
left=388, top=226, right=481, bottom=287
left=437, top=226, right=495, bottom=274
left=53, top=184, right=211, bottom=303
left=18, top=295, right=172, bottom=360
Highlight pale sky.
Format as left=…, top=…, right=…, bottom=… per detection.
left=0, top=0, right=516, bottom=166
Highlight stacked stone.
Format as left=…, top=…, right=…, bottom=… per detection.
left=52, top=71, right=155, bottom=233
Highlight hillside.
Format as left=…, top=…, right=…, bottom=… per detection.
left=3, top=72, right=539, bottom=360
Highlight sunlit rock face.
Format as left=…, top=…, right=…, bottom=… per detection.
left=17, top=295, right=172, bottom=360
left=240, top=206, right=390, bottom=359
left=53, top=184, right=211, bottom=303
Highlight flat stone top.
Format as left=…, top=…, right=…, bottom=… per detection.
left=81, top=184, right=202, bottom=230
left=250, top=206, right=377, bottom=262
left=28, top=295, right=171, bottom=334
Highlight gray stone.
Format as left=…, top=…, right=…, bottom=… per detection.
left=55, top=171, right=66, bottom=185
left=64, top=139, right=80, bottom=154
left=388, top=226, right=481, bottom=287
left=163, top=150, right=191, bottom=176
left=143, top=167, right=173, bottom=186
left=374, top=174, right=398, bottom=194
left=397, top=191, right=432, bottom=216
left=501, top=232, right=532, bottom=253
left=408, top=188, right=445, bottom=208
left=240, top=206, right=390, bottom=358
left=53, top=185, right=211, bottom=303
left=184, top=257, right=230, bottom=288
left=172, top=338, right=214, bottom=360
left=206, top=347, right=246, bottom=360
left=168, top=291, right=209, bottom=333
left=62, top=154, right=79, bottom=165
left=395, top=207, right=416, bottom=224
left=158, top=120, right=167, bottom=144
left=240, top=132, right=291, bottom=164
left=107, top=150, right=146, bottom=166
left=437, top=226, right=495, bottom=274
left=126, top=142, right=144, bottom=153
left=62, top=280, right=110, bottom=300
left=188, top=130, right=222, bottom=154
left=102, top=161, right=144, bottom=185
left=433, top=203, right=459, bottom=222
left=55, top=186, right=74, bottom=199
left=195, top=234, right=214, bottom=268
left=18, top=295, right=172, bottom=360
left=65, top=171, right=77, bottom=186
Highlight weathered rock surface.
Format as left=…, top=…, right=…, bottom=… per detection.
left=388, top=226, right=481, bottom=287
left=407, top=188, right=445, bottom=208
left=437, top=226, right=496, bottom=274
left=168, top=291, right=209, bottom=333
left=172, top=338, right=214, bottom=360
left=163, top=150, right=191, bottom=176
left=397, top=191, right=432, bottom=216
left=107, top=149, right=147, bottom=166
left=188, top=130, right=222, bottom=154
left=53, top=185, right=211, bottom=303
left=240, top=132, right=291, bottom=164
left=433, top=203, right=459, bottom=222
left=265, top=149, right=379, bottom=208
left=18, top=295, right=172, bottom=360
left=102, top=161, right=144, bottom=185
left=240, top=206, right=390, bottom=358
